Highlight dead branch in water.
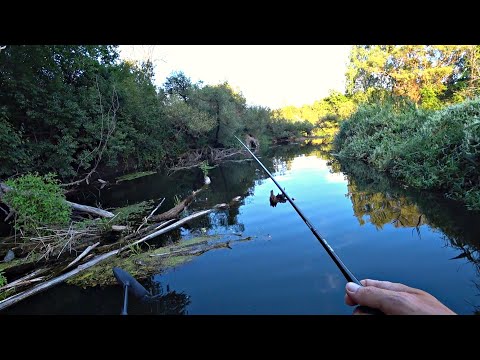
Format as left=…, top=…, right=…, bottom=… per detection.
left=0, top=268, right=48, bottom=292
left=151, top=188, right=203, bottom=223
left=63, top=242, right=100, bottom=271
left=66, top=201, right=114, bottom=218
left=136, top=198, right=165, bottom=233
left=167, top=146, right=248, bottom=173
left=120, top=203, right=227, bottom=251
left=0, top=249, right=120, bottom=311
left=27, top=225, right=100, bottom=261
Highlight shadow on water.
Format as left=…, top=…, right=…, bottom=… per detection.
left=4, top=278, right=191, bottom=315
left=3, top=142, right=480, bottom=314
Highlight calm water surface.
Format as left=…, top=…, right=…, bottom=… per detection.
left=4, top=144, right=480, bottom=315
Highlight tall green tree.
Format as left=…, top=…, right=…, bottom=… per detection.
left=193, top=82, right=246, bottom=147
left=345, top=45, right=467, bottom=108
left=163, top=71, right=194, bottom=103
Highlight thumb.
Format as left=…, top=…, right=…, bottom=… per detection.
left=346, top=282, right=402, bottom=314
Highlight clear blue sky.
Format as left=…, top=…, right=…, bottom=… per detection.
left=119, top=45, right=352, bottom=110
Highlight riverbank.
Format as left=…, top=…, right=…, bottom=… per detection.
left=333, top=97, right=480, bottom=211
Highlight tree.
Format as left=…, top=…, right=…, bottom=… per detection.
left=163, top=71, right=193, bottom=103
left=345, top=45, right=466, bottom=107
left=193, top=82, right=246, bottom=147
left=0, top=45, right=119, bottom=178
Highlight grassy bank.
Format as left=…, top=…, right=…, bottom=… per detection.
left=334, top=98, right=480, bottom=210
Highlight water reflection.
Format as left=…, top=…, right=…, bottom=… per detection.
left=339, top=160, right=480, bottom=276
left=141, top=277, right=191, bottom=315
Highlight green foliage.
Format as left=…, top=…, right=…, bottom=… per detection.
left=334, top=97, right=480, bottom=210
left=0, top=46, right=329, bottom=181
left=199, top=161, right=215, bottom=177
left=3, top=173, right=72, bottom=234
left=0, top=45, right=120, bottom=178
left=273, top=90, right=360, bottom=143
left=0, top=271, right=6, bottom=287
left=192, top=82, right=246, bottom=147
left=345, top=45, right=476, bottom=107
left=113, top=200, right=153, bottom=224
left=0, top=114, right=28, bottom=177
left=164, top=71, right=194, bottom=102
left=173, top=195, right=182, bottom=207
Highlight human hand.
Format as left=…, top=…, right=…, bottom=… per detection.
left=344, top=279, right=456, bottom=315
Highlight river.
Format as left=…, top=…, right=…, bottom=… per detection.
left=4, top=143, right=480, bottom=315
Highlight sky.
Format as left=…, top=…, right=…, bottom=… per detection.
left=118, top=45, right=352, bottom=110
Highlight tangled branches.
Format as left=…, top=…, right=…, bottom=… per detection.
left=167, top=146, right=247, bottom=173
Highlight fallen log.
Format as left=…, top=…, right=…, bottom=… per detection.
left=65, top=201, right=114, bottom=218
left=151, top=188, right=203, bottom=222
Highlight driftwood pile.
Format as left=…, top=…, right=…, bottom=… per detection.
left=0, top=180, right=243, bottom=311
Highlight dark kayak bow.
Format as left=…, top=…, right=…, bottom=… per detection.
left=113, top=267, right=151, bottom=315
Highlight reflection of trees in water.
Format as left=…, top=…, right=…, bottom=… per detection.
left=346, top=182, right=426, bottom=229
left=264, top=143, right=325, bottom=173
left=141, top=277, right=191, bottom=315
left=338, top=160, right=480, bottom=274
left=338, top=159, right=480, bottom=313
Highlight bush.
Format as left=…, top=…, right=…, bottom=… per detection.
left=334, top=97, right=480, bottom=210
left=334, top=98, right=428, bottom=170
left=3, top=173, right=72, bottom=234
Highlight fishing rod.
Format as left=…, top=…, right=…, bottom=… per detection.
left=234, top=135, right=362, bottom=286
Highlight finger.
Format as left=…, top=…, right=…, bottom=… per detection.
left=361, top=279, right=424, bottom=294
left=345, top=293, right=357, bottom=306
left=346, top=282, right=406, bottom=314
